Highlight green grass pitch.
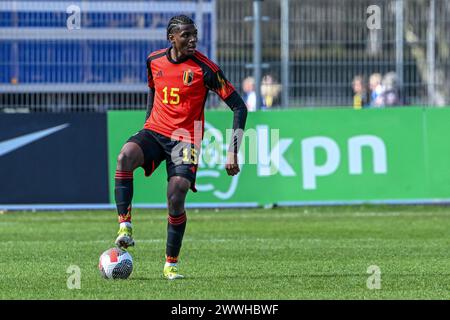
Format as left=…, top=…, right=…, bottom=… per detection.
left=0, top=205, right=449, bottom=299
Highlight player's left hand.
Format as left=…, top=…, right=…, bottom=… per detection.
left=225, top=152, right=240, bottom=176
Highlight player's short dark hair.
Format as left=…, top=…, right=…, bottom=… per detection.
left=167, top=15, right=196, bottom=40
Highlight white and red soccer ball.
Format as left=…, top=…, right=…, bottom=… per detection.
left=98, top=247, right=133, bottom=279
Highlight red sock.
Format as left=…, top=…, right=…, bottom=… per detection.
left=115, top=170, right=133, bottom=224
left=166, top=256, right=178, bottom=264
left=166, top=212, right=187, bottom=259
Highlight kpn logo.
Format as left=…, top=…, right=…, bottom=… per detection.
left=256, top=125, right=388, bottom=189
left=197, top=123, right=388, bottom=198
left=300, top=135, right=388, bottom=189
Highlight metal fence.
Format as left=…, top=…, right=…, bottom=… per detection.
left=0, top=0, right=449, bottom=112
left=218, top=0, right=450, bottom=108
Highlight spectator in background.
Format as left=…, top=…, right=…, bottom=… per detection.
left=378, top=72, right=401, bottom=107
left=261, top=74, right=281, bottom=108
left=352, top=75, right=369, bottom=109
left=242, top=76, right=257, bottom=111
left=369, top=73, right=384, bottom=107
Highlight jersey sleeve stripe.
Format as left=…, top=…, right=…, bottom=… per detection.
left=197, top=55, right=219, bottom=72
left=150, top=48, right=166, bottom=56
left=148, top=51, right=167, bottom=62
left=194, top=52, right=219, bottom=72
left=147, top=48, right=167, bottom=60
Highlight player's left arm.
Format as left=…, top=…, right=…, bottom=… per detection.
left=223, top=91, right=247, bottom=176
left=204, top=67, right=248, bottom=176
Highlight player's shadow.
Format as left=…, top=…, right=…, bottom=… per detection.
left=128, top=276, right=187, bottom=281
left=125, top=271, right=450, bottom=281
left=183, top=273, right=363, bottom=280
left=186, top=272, right=450, bottom=280
left=128, top=276, right=161, bottom=281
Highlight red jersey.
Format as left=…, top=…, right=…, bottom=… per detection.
left=144, top=48, right=236, bottom=144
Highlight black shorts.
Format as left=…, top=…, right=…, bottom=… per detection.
left=127, top=129, right=199, bottom=192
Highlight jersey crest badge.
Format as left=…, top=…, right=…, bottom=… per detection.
left=183, top=69, right=194, bottom=86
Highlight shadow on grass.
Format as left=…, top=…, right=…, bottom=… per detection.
left=128, top=277, right=162, bottom=281
left=181, top=272, right=450, bottom=281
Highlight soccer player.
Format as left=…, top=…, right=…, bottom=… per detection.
left=114, top=15, right=248, bottom=280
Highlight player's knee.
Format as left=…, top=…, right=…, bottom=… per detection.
left=167, top=176, right=190, bottom=214
left=117, top=152, right=135, bottom=171
left=168, top=192, right=185, bottom=214
left=170, top=176, right=191, bottom=190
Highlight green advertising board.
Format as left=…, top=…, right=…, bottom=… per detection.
left=107, top=107, right=450, bottom=206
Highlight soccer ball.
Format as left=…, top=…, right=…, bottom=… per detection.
left=98, top=247, right=133, bottom=279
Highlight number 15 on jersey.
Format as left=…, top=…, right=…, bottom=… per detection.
left=162, top=86, right=180, bottom=105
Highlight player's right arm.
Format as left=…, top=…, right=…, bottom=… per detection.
left=145, top=54, right=156, bottom=121
left=145, top=88, right=155, bottom=121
